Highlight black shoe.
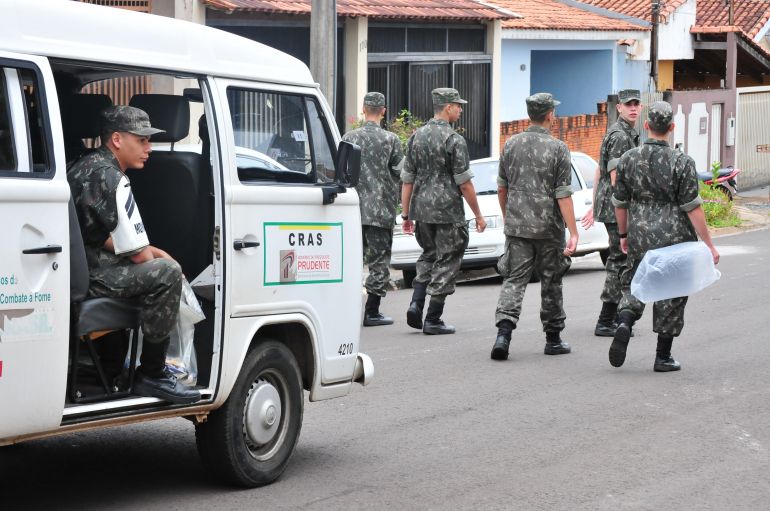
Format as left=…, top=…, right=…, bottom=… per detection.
left=654, top=355, right=681, bottom=372
left=594, top=321, right=616, bottom=337
left=363, top=312, right=394, bottom=326
left=544, top=341, right=571, bottom=355
left=406, top=302, right=424, bottom=329
left=134, top=368, right=201, bottom=404
left=609, top=322, right=631, bottom=367
left=491, top=335, right=510, bottom=360
left=423, top=319, right=455, bottom=335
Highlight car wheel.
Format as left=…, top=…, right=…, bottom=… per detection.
left=599, top=249, right=609, bottom=266
left=402, top=269, right=416, bottom=289
left=195, top=340, right=303, bottom=487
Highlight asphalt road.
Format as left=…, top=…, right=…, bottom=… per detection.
left=2, top=229, right=769, bottom=510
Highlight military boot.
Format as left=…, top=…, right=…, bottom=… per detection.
left=406, top=282, right=427, bottom=330
left=654, top=334, right=681, bottom=372
left=609, top=310, right=635, bottom=367
left=422, top=299, right=455, bottom=335
left=544, top=331, right=571, bottom=355
left=135, top=337, right=200, bottom=404
left=491, top=320, right=514, bottom=360
left=363, top=293, right=393, bottom=326
left=594, top=302, right=618, bottom=337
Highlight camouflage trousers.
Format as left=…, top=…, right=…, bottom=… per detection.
left=363, top=225, right=393, bottom=297
left=495, top=235, right=572, bottom=332
left=600, top=222, right=627, bottom=304
left=89, top=258, right=183, bottom=343
left=413, top=221, right=469, bottom=297
left=619, top=257, right=688, bottom=337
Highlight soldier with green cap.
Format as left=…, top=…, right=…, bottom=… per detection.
left=400, top=87, right=486, bottom=335
left=490, top=93, right=578, bottom=361
left=583, top=89, right=642, bottom=337
left=68, top=105, right=200, bottom=404
left=609, top=101, right=720, bottom=372
left=342, top=92, right=405, bottom=326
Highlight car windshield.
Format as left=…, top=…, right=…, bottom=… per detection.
left=470, top=159, right=499, bottom=195
left=571, top=153, right=597, bottom=189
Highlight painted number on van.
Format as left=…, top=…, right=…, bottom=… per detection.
left=337, top=343, right=354, bottom=356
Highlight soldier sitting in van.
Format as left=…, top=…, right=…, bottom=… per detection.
left=68, top=105, right=200, bottom=404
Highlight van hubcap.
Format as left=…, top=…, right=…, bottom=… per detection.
left=243, top=379, right=282, bottom=448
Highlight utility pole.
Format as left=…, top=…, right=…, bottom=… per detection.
left=310, top=0, right=336, bottom=110
left=650, top=0, right=660, bottom=92
left=728, top=0, right=734, bottom=26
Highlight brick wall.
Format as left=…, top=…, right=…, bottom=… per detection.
left=500, top=103, right=608, bottom=161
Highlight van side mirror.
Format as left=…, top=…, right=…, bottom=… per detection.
left=336, top=140, right=361, bottom=188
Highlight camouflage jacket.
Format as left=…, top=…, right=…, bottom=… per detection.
left=498, top=125, right=573, bottom=240
left=68, top=146, right=135, bottom=271
left=595, top=117, right=639, bottom=223
left=342, top=121, right=404, bottom=228
left=401, top=118, right=472, bottom=224
left=612, top=139, right=702, bottom=259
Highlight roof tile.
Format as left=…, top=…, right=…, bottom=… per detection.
left=694, top=0, right=770, bottom=40
left=494, top=0, right=645, bottom=31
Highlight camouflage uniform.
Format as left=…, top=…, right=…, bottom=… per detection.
left=495, top=94, right=573, bottom=332
left=401, top=98, right=472, bottom=298
left=612, top=105, right=701, bottom=337
left=595, top=90, right=640, bottom=305
left=342, top=93, right=404, bottom=297
left=68, top=146, right=182, bottom=344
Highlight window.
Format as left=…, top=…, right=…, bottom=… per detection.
left=0, top=71, right=16, bottom=171
left=227, top=88, right=336, bottom=184
left=571, top=167, right=583, bottom=192
left=572, top=153, right=598, bottom=188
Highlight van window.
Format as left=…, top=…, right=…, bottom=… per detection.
left=227, top=88, right=336, bottom=184
left=0, top=71, right=16, bottom=171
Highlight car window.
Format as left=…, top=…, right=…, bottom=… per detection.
left=571, top=153, right=597, bottom=188
left=469, top=160, right=498, bottom=194
left=571, top=167, right=582, bottom=192
left=0, top=71, right=15, bottom=171
left=227, top=88, right=336, bottom=184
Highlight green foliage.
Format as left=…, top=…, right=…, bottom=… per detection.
left=347, top=109, right=425, bottom=153
left=699, top=183, right=741, bottom=228
left=710, top=160, right=721, bottom=184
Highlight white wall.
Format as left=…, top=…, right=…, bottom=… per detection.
left=630, top=0, right=695, bottom=61
left=687, top=102, right=710, bottom=172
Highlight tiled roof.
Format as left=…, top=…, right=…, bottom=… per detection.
left=202, top=0, right=518, bottom=20
left=573, top=0, right=688, bottom=23
left=493, top=0, right=646, bottom=31
left=694, top=0, right=770, bottom=40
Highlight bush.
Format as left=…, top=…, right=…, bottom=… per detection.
left=347, top=109, right=425, bottom=154
left=699, top=183, right=741, bottom=228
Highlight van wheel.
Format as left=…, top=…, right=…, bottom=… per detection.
left=195, top=340, right=303, bottom=487
left=402, top=269, right=416, bottom=289
left=599, top=249, right=609, bottom=266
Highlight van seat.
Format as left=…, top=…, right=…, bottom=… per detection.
left=127, top=94, right=210, bottom=279
left=60, top=93, right=112, bottom=166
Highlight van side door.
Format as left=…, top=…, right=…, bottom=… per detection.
left=0, top=53, right=70, bottom=439
left=212, top=79, right=362, bottom=389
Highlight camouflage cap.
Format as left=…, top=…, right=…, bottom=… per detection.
left=101, top=105, right=164, bottom=137
left=618, top=89, right=641, bottom=104
left=363, top=92, right=386, bottom=107
left=432, top=87, right=467, bottom=105
left=526, top=92, right=560, bottom=118
left=647, top=101, right=674, bottom=131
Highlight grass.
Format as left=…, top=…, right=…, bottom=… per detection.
left=699, top=183, right=741, bottom=228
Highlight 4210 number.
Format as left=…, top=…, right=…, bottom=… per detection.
left=337, top=343, right=354, bottom=356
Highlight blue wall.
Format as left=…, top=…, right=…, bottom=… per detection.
left=530, top=50, right=612, bottom=116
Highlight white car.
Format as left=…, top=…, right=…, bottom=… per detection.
left=391, top=152, right=609, bottom=287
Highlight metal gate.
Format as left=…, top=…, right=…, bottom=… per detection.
left=737, top=86, right=770, bottom=189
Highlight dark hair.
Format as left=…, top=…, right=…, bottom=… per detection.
left=648, top=124, right=670, bottom=136
left=528, top=109, right=550, bottom=123
left=433, top=103, right=448, bottom=115
left=363, top=105, right=385, bottom=116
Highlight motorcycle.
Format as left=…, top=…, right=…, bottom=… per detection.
left=696, top=166, right=741, bottom=201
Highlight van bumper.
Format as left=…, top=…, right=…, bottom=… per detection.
left=353, top=352, right=374, bottom=386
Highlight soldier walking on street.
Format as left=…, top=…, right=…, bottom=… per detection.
left=343, top=92, right=405, bottom=326
left=609, top=101, right=720, bottom=371
left=400, top=88, right=486, bottom=335
left=582, top=89, right=641, bottom=337
left=491, top=93, right=578, bottom=361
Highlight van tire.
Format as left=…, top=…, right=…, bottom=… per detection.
left=195, top=340, right=303, bottom=487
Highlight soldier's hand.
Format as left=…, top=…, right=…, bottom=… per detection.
left=474, top=216, right=487, bottom=233
left=619, top=237, right=628, bottom=254
left=710, top=245, right=720, bottom=265
left=581, top=207, right=594, bottom=229
left=402, top=219, right=415, bottom=235
left=563, top=234, right=578, bottom=256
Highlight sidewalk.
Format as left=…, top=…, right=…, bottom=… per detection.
left=716, top=184, right=770, bottom=236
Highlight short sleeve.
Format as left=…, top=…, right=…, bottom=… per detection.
left=388, top=134, right=405, bottom=178
left=611, top=154, right=631, bottom=209
left=606, top=133, right=633, bottom=172
left=448, top=134, right=473, bottom=185
left=676, top=155, right=703, bottom=212
left=553, top=143, right=572, bottom=198
left=401, top=134, right=417, bottom=184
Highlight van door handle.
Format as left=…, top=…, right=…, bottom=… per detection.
left=234, top=239, right=260, bottom=250
left=22, top=244, right=63, bottom=254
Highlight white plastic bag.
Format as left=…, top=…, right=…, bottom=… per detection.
left=166, top=279, right=205, bottom=385
left=631, top=241, right=720, bottom=304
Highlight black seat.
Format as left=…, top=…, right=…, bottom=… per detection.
left=69, top=199, right=141, bottom=403
left=127, top=94, right=210, bottom=279
left=60, top=93, right=112, bottom=167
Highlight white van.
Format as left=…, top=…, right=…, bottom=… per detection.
left=0, top=0, right=372, bottom=487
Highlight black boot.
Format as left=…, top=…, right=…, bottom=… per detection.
left=491, top=320, right=514, bottom=360
left=609, top=310, right=635, bottom=367
left=422, top=299, right=455, bottom=335
left=135, top=337, right=200, bottom=404
left=654, top=334, right=681, bottom=372
left=363, top=293, right=393, bottom=326
left=594, top=302, right=618, bottom=337
left=406, top=282, right=427, bottom=330
left=544, top=331, right=571, bottom=355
